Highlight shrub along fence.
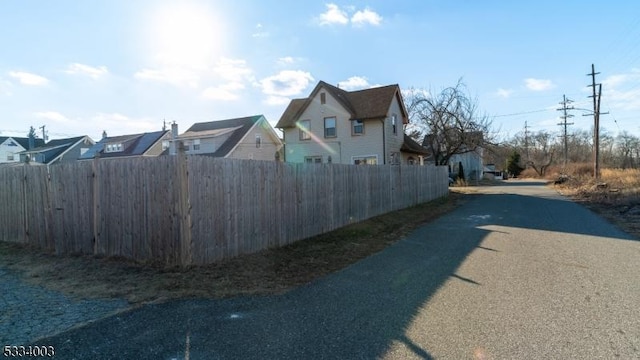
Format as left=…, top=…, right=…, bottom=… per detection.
left=0, top=156, right=448, bottom=266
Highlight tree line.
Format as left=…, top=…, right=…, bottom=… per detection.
left=404, top=80, right=639, bottom=177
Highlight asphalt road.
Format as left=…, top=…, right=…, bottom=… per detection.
left=38, top=180, right=640, bottom=359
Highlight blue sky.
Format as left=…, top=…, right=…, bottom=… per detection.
left=1, top=1, right=639, bottom=142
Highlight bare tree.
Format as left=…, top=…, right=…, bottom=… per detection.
left=512, top=130, right=556, bottom=177
left=404, top=80, right=494, bottom=165
left=616, top=131, right=639, bottom=169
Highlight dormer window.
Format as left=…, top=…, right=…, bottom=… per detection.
left=105, top=143, right=123, bottom=153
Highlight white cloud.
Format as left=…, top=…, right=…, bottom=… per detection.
left=338, top=76, right=370, bottom=90
left=351, top=8, right=382, bottom=26
left=278, top=56, right=296, bottom=65
left=201, top=82, right=245, bottom=101
left=214, top=58, right=254, bottom=83
left=319, top=3, right=349, bottom=26
left=9, top=71, right=49, bottom=86
left=524, top=78, right=554, bottom=91
left=264, top=96, right=291, bottom=106
left=601, top=70, right=640, bottom=110
left=317, top=4, right=382, bottom=27
left=197, top=58, right=254, bottom=100
left=260, top=70, right=314, bottom=96
left=496, top=88, right=513, bottom=98
left=65, top=63, right=109, bottom=79
left=34, top=111, right=71, bottom=123
left=252, top=23, right=269, bottom=38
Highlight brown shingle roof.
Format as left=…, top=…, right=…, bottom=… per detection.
left=275, top=81, right=407, bottom=128
left=275, top=99, right=307, bottom=128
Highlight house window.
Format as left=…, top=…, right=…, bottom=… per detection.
left=7, top=152, right=14, bottom=161
left=162, top=141, right=170, bottom=151
left=352, top=119, right=364, bottom=135
left=353, top=155, right=378, bottom=165
left=106, top=143, right=123, bottom=153
left=324, top=117, right=336, bottom=138
left=255, top=134, right=261, bottom=148
left=320, top=92, right=326, bottom=104
left=193, top=139, right=201, bottom=151
left=391, top=114, right=398, bottom=135
left=298, top=120, right=311, bottom=140
left=304, top=156, right=322, bottom=163
left=80, top=148, right=89, bottom=156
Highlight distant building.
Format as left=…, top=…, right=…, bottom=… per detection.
left=164, top=115, right=283, bottom=161
left=0, top=136, right=44, bottom=163
left=19, top=136, right=94, bottom=165
left=79, top=130, right=169, bottom=160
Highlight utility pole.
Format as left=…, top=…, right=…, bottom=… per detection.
left=586, top=64, right=608, bottom=179
left=39, top=125, right=47, bottom=144
left=557, top=94, right=574, bottom=169
left=524, top=121, right=530, bottom=166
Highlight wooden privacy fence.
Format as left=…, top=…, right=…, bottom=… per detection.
left=0, top=156, right=448, bottom=266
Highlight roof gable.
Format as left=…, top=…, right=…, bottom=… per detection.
left=185, top=115, right=263, bottom=157
left=275, top=80, right=405, bottom=128
left=19, top=136, right=93, bottom=164
left=0, top=136, right=45, bottom=150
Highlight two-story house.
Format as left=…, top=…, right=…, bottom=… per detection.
left=166, top=115, right=283, bottom=161
left=275, top=81, right=429, bottom=165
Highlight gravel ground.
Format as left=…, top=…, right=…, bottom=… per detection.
left=0, top=268, right=130, bottom=346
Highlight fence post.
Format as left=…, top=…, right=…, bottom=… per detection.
left=176, top=144, right=193, bottom=266
left=92, top=155, right=101, bottom=255
left=22, top=165, right=29, bottom=244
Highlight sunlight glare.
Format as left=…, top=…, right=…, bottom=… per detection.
left=146, top=1, right=225, bottom=70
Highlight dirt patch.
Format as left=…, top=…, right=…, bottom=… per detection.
left=0, top=192, right=467, bottom=305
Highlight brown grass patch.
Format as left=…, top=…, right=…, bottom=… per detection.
left=0, top=192, right=466, bottom=304
left=553, top=167, right=640, bottom=239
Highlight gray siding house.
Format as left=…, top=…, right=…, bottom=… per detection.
left=19, top=136, right=94, bottom=165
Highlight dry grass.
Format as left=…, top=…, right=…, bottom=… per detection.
left=0, top=192, right=466, bottom=305
left=553, top=167, right=640, bottom=238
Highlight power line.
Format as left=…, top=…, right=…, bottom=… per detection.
left=493, top=109, right=552, bottom=118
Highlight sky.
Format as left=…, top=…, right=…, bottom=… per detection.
left=1, top=0, right=639, bottom=143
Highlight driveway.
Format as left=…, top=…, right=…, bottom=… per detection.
left=34, top=180, right=640, bottom=359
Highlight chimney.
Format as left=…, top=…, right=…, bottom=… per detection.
left=170, top=121, right=178, bottom=156
left=102, top=130, right=107, bottom=140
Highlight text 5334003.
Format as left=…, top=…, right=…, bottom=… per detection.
left=3, top=346, right=55, bottom=357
